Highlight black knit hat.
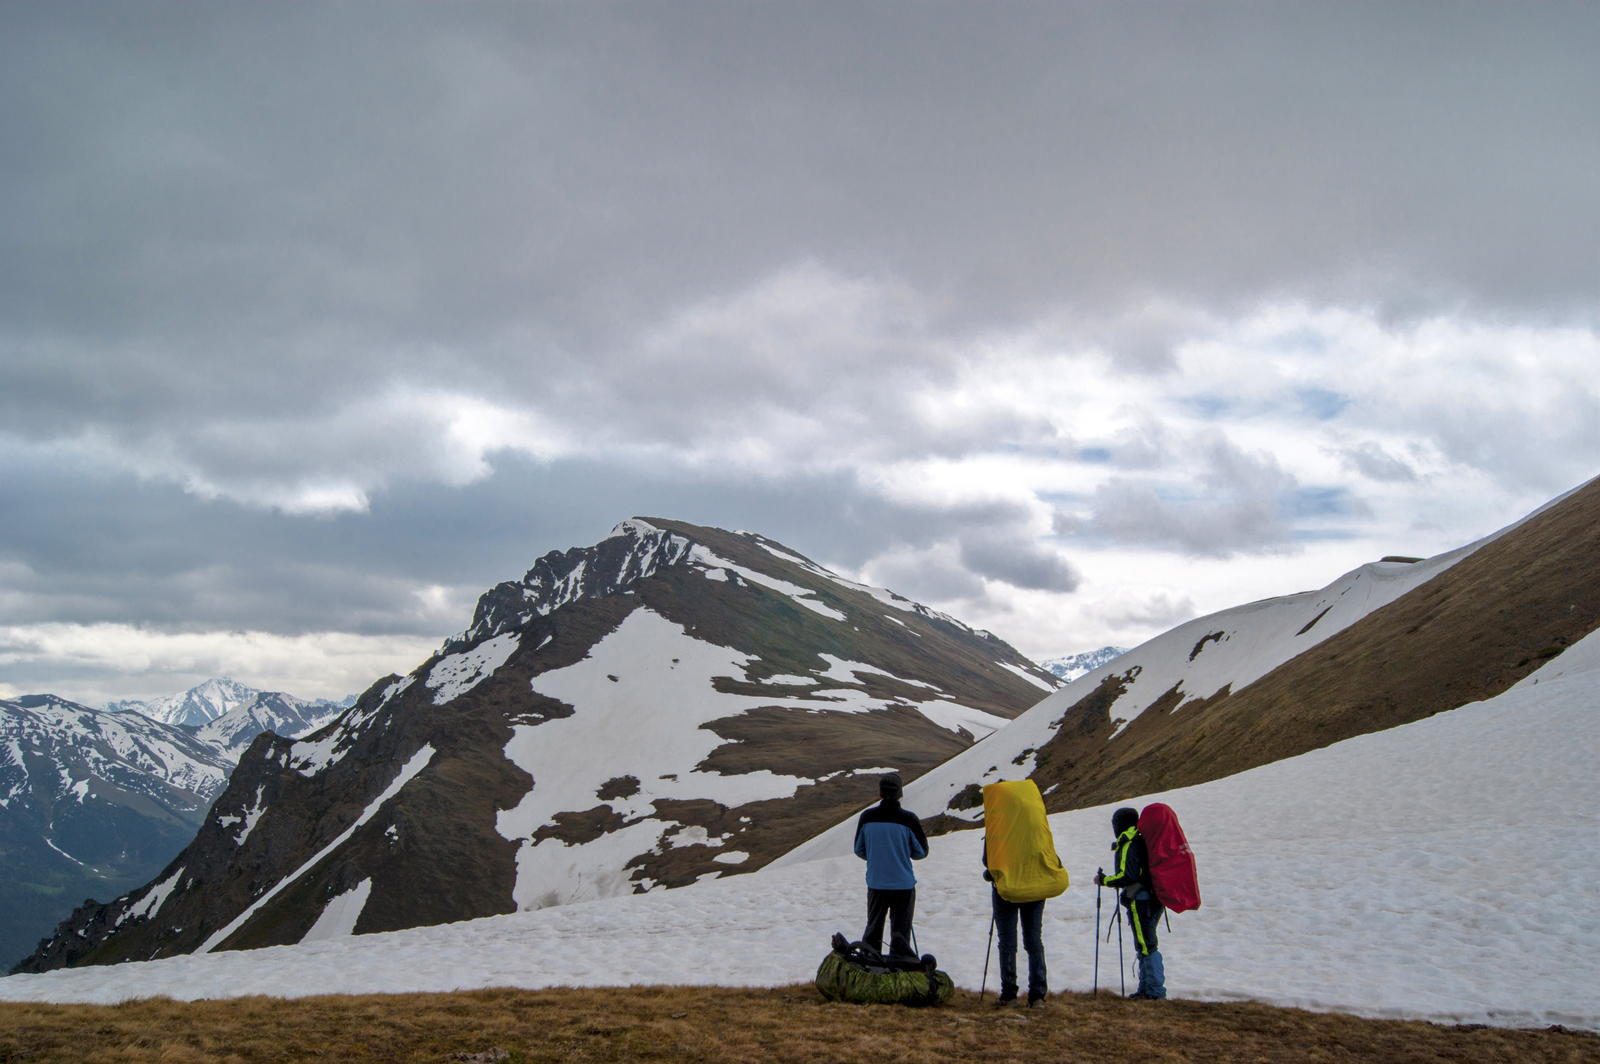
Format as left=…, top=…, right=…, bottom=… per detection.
left=1112, top=807, right=1139, bottom=834
left=879, top=773, right=904, bottom=801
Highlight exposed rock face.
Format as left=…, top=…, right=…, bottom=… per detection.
left=18, top=519, right=1057, bottom=972
left=0, top=696, right=234, bottom=968
left=780, top=475, right=1600, bottom=862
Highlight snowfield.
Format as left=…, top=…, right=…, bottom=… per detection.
left=2, top=635, right=1594, bottom=1032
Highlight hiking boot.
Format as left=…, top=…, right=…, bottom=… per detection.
left=992, top=996, right=1016, bottom=1009
left=1026, top=995, right=1047, bottom=1010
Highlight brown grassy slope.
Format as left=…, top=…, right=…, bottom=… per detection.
left=1, top=986, right=1593, bottom=1064
left=1034, top=475, right=1600, bottom=813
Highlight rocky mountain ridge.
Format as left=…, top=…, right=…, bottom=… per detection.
left=18, top=518, right=1058, bottom=972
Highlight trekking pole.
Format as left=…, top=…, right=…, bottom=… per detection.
left=1093, top=877, right=1103, bottom=994
left=1114, top=904, right=1126, bottom=996
left=979, top=913, right=995, bottom=1002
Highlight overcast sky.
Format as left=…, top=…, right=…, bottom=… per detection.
left=2, top=2, right=1597, bottom=705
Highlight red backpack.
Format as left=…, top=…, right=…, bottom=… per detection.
left=1138, top=803, right=1201, bottom=913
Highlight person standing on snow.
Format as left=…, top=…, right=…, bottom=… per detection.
left=853, top=772, right=929, bottom=959
left=1095, top=806, right=1166, bottom=999
left=982, top=840, right=1050, bottom=1008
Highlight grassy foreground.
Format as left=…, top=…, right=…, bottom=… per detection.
left=1, top=985, right=1594, bottom=1064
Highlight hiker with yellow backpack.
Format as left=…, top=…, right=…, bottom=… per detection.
left=980, top=780, right=1070, bottom=1009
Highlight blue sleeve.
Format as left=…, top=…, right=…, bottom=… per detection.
left=853, top=820, right=867, bottom=860
left=910, top=830, right=928, bottom=861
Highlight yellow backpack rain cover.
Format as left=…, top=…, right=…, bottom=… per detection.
left=983, top=780, right=1069, bottom=903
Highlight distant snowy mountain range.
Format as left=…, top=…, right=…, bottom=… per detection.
left=107, top=678, right=355, bottom=729
left=1038, top=647, right=1128, bottom=682
left=1, top=681, right=353, bottom=967
left=19, top=518, right=1059, bottom=971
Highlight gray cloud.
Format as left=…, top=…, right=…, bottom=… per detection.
left=0, top=447, right=1055, bottom=635
left=1338, top=441, right=1419, bottom=483
left=1085, top=434, right=1301, bottom=557
left=3, top=2, right=1597, bottom=439
left=1088, top=592, right=1199, bottom=633
left=1, top=3, right=1597, bottom=695
left=958, top=536, right=1081, bottom=593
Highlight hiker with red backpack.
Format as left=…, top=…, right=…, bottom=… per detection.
left=1095, top=803, right=1199, bottom=1000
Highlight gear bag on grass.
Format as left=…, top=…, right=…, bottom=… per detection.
left=1138, top=802, right=1201, bottom=912
left=983, top=780, right=1069, bottom=903
left=815, top=933, right=954, bottom=1007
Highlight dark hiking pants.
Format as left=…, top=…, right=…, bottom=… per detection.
left=1125, top=895, right=1163, bottom=956
left=863, top=887, right=916, bottom=958
left=993, top=889, right=1047, bottom=1001
left=1125, top=894, right=1166, bottom=999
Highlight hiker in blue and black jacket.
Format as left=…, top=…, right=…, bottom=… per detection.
left=853, top=772, right=929, bottom=959
left=1095, top=806, right=1166, bottom=999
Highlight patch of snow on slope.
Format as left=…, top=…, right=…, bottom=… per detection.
left=120, top=865, right=185, bottom=925
left=42, top=837, right=82, bottom=865
left=752, top=540, right=822, bottom=571
left=216, top=786, right=268, bottom=846
left=289, top=681, right=410, bottom=777
left=494, top=609, right=1019, bottom=910
left=197, top=745, right=435, bottom=953
left=815, top=655, right=938, bottom=690
left=497, top=609, right=824, bottom=908
left=910, top=701, right=1014, bottom=742
left=687, top=545, right=847, bottom=621
left=427, top=633, right=520, bottom=705
left=8, top=656, right=1595, bottom=1033
left=1511, top=625, right=1600, bottom=689
left=810, top=655, right=1008, bottom=738
left=300, top=879, right=373, bottom=943
left=996, top=661, right=1057, bottom=692
left=289, top=730, right=347, bottom=777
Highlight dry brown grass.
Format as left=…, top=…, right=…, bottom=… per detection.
left=1, top=985, right=1594, bottom=1064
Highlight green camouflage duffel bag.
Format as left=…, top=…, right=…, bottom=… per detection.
left=815, top=934, right=955, bottom=1007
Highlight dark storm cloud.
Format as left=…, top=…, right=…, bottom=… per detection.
left=2, top=0, right=1595, bottom=452
left=3, top=4, right=1596, bottom=393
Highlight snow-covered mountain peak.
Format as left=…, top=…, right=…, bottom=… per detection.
left=1040, top=646, right=1129, bottom=682
left=108, top=677, right=259, bottom=728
